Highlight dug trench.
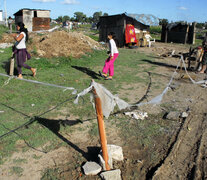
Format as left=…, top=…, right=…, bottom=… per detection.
left=122, top=85, right=207, bottom=179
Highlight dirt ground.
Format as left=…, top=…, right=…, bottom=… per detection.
left=0, top=36, right=207, bottom=180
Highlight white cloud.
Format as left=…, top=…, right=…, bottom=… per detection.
left=178, top=6, right=188, bottom=10
left=61, top=0, right=79, bottom=5
left=32, top=0, right=56, bottom=2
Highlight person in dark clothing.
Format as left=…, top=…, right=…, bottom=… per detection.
left=199, top=35, right=207, bottom=74
left=11, top=22, right=36, bottom=79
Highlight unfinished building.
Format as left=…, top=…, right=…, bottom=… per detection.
left=13, top=8, right=50, bottom=32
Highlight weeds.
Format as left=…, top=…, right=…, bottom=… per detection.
left=10, top=166, right=24, bottom=177
left=41, top=168, right=60, bottom=180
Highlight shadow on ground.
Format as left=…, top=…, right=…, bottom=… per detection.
left=36, top=117, right=100, bottom=162
left=71, top=65, right=100, bottom=79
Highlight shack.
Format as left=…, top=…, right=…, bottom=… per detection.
left=99, top=13, right=149, bottom=47
left=161, top=22, right=196, bottom=44
left=14, top=8, right=50, bottom=32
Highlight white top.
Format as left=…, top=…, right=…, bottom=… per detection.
left=109, top=39, right=119, bottom=56
left=16, top=32, right=26, bottom=49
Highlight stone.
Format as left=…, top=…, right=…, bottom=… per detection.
left=107, top=144, right=124, bottom=161
left=98, top=153, right=113, bottom=170
left=180, top=112, right=188, bottom=118
left=82, top=161, right=102, bottom=176
left=100, top=169, right=122, bottom=180
left=166, top=111, right=180, bottom=120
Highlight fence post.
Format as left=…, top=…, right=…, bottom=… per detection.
left=92, top=86, right=110, bottom=171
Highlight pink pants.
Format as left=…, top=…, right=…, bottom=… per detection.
left=102, top=53, right=119, bottom=77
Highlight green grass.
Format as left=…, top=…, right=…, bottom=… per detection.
left=87, top=34, right=99, bottom=41
left=0, top=45, right=158, bottom=165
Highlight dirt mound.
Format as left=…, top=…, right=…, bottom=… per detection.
left=0, top=33, right=15, bottom=43
left=0, top=30, right=104, bottom=58
left=27, top=31, right=104, bottom=58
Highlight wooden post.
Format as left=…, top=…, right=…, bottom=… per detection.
left=92, top=86, right=110, bottom=171
left=184, top=25, right=189, bottom=44
left=9, top=57, right=14, bottom=76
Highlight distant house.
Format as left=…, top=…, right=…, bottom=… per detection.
left=0, top=10, right=3, bottom=22
left=99, top=13, right=150, bottom=47
left=13, top=8, right=50, bottom=32
left=161, top=22, right=197, bottom=44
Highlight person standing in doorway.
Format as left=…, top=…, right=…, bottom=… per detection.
left=11, top=22, right=36, bottom=79
left=99, top=32, right=119, bottom=80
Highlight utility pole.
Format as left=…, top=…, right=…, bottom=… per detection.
left=4, top=0, right=8, bottom=26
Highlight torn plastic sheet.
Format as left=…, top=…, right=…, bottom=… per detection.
left=74, top=56, right=207, bottom=118
left=74, top=81, right=129, bottom=118
left=74, top=59, right=181, bottom=118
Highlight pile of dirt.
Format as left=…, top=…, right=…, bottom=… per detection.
left=27, top=31, right=104, bottom=58
left=0, top=33, right=15, bottom=43
left=0, top=30, right=104, bottom=58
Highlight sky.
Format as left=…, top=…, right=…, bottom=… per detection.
left=0, top=0, right=206, bottom=23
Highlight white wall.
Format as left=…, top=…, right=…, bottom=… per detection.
left=23, top=10, right=34, bottom=32
left=37, top=11, right=50, bottom=18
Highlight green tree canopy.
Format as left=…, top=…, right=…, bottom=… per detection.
left=74, top=12, right=87, bottom=22
left=93, top=11, right=102, bottom=23
left=103, top=13, right=109, bottom=16
left=159, top=18, right=169, bottom=26
left=62, top=15, right=70, bottom=22
left=56, top=16, right=63, bottom=23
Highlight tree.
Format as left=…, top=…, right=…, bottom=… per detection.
left=74, top=12, right=86, bottom=22
left=70, top=17, right=75, bottom=22
left=103, top=13, right=108, bottom=16
left=62, top=15, right=70, bottom=22
left=56, top=16, right=63, bottom=23
left=93, top=11, right=102, bottom=23
left=196, top=23, right=204, bottom=29
left=85, top=16, right=93, bottom=23
left=159, top=18, right=169, bottom=26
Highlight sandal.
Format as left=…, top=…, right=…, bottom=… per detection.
left=99, top=71, right=107, bottom=78
left=105, top=77, right=112, bottom=80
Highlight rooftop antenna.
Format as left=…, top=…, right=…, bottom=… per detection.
left=4, top=0, right=7, bottom=26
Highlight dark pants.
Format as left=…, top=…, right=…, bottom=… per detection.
left=15, top=49, right=31, bottom=75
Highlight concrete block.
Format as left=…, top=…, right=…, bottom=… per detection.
left=82, top=161, right=102, bottom=175
left=107, top=144, right=124, bottom=161
left=98, top=153, right=113, bottom=170
left=100, top=169, right=122, bottom=180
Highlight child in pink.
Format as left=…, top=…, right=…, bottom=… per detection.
left=100, top=32, right=119, bottom=80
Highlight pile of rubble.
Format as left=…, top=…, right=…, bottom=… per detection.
left=82, top=144, right=123, bottom=180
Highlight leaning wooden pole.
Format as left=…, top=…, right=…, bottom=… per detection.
left=92, top=86, right=110, bottom=171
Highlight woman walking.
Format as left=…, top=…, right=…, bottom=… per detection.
left=12, top=22, right=36, bottom=79
left=99, top=32, right=119, bottom=80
